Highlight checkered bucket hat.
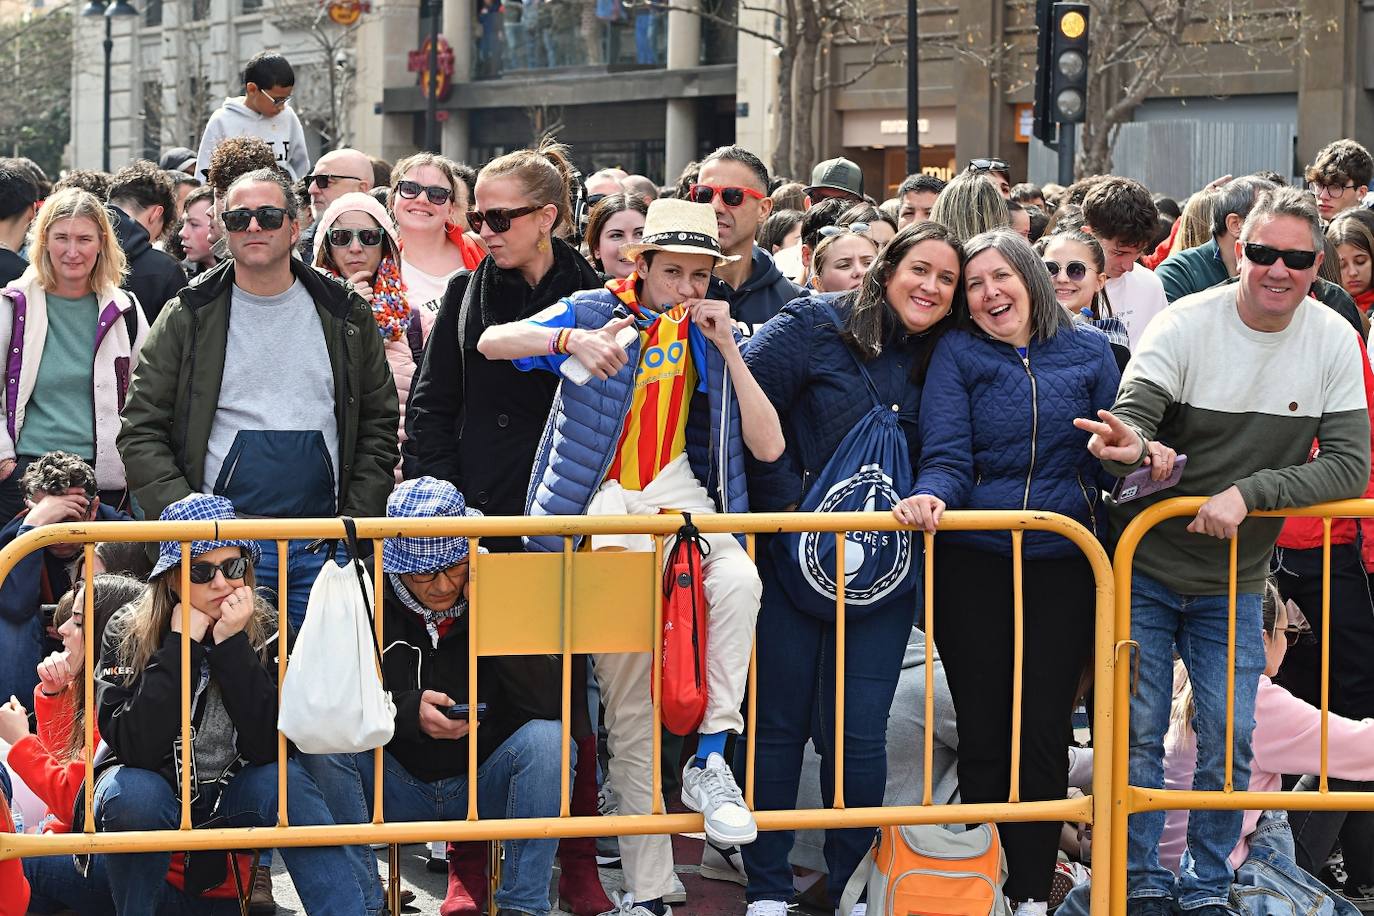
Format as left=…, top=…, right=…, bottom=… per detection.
left=150, top=494, right=263, bottom=580
left=383, top=477, right=483, bottom=575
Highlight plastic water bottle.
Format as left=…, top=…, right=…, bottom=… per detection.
left=559, top=325, right=640, bottom=386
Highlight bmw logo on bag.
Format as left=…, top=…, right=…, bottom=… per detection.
left=797, top=463, right=913, bottom=604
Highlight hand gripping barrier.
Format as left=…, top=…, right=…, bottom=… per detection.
left=0, top=509, right=1116, bottom=915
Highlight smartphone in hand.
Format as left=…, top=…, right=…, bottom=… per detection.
left=444, top=703, right=488, bottom=721
left=1111, top=455, right=1188, bottom=503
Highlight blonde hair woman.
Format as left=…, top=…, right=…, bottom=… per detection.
left=930, top=170, right=1010, bottom=243
left=0, top=188, right=148, bottom=518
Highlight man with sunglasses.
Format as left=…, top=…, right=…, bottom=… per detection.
left=1076, top=186, right=1371, bottom=916
left=119, top=168, right=399, bottom=629
left=297, top=147, right=373, bottom=258
left=194, top=51, right=311, bottom=184
left=694, top=145, right=802, bottom=336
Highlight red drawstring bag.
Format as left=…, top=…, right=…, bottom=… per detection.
left=658, top=513, right=710, bottom=736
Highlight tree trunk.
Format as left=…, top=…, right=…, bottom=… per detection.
left=771, top=1, right=797, bottom=178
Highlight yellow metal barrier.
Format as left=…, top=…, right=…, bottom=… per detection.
left=0, top=510, right=1115, bottom=915
left=1111, top=497, right=1374, bottom=912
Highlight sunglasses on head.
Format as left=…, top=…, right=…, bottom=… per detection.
left=394, top=180, right=454, bottom=205
left=1044, top=259, right=1091, bottom=281
left=466, top=205, right=539, bottom=234
left=689, top=184, right=765, bottom=207
left=585, top=193, right=608, bottom=208
left=328, top=227, right=384, bottom=248
left=818, top=223, right=871, bottom=239
left=967, top=158, right=1010, bottom=174
left=187, top=556, right=251, bottom=584
left=221, top=206, right=288, bottom=233
left=306, top=173, right=361, bottom=191
left=1243, top=242, right=1317, bottom=270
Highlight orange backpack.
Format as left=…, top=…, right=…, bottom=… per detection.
left=839, top=823, right=1011, bottom=916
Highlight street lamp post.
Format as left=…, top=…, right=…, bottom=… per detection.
left=82, top=0, right=140, bottom=172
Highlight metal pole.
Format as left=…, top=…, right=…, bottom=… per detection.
left=1057, top=123, right=1075, bottom=186
left=905, top=0, right=919, bottom=176
left=102, top=13, right=113, bottom=172
left=425, top=0, right=440, bottom=153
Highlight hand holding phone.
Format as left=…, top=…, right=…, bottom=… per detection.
left=444, top=703, right=488, bottom=721
left=1112, top=454, right=1188, bottom=503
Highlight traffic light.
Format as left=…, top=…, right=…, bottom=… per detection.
left=1048, top=2, right=1089, bottom=124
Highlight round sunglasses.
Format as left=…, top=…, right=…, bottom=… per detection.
left=466, top=205, right=539, bottom=234
left=328, top=227, right=385, bottom=248
left=221, top=206, right=288, bottom=233
left=394, top=180, right=454, bottom=205
left=1044, top=259, right=1091, bottom=282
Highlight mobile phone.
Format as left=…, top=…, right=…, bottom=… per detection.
left=444, top=703, right=488, bottom=721
left=1111, top=454, right=1188, bottom=504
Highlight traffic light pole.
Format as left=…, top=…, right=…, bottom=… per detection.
left=905, top=0, right=920, bottom=176
left=1058, top=124, right=1075, bottom=186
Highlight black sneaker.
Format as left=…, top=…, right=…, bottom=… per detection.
left=1341, top=884, right=1374, bottom=913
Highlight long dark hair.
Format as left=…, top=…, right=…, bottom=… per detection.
left=1035, top=228, right=1115, bottom=319
left=843, top=221, right=963, bottom=382
left=583, top=192, right=649, bottom=272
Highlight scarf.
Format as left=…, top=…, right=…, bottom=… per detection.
left=325, top=253, right=412, bottom=342
left=1355, top=287, right=1374, bottom=319
left=606, top=271, right=649, bottom=316
left=388, top=573, right=466, bottom=649
left=474, top=236, right=602, bottom=333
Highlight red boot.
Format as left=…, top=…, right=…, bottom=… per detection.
left=439, top=841, right=489, bottom=916
left=558, top=735, right=614, bottom=916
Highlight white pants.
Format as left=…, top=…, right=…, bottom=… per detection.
left=589, top=454, right=761, bottom=899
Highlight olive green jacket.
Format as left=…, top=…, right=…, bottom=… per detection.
left=117, top=258, right=399, bottom=521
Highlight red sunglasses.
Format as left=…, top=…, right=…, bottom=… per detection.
left=689, top=184, right=766, bottom=207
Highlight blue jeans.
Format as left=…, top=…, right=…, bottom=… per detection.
left=740, top=549, right=912, bottom=907
left=253, top=538, right=332, bottom=632
left=93, top=761, right=365, bottom=916
left=0, top=612, right=43, bottom=705
left=1127, top=572, right=1265, bottom=910
left=303, top=719, right=567, bottom=915
left=634, top=11, right=660, bottom=64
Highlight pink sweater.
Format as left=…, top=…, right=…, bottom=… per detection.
left=1161, top=675, right=1374, bottom=872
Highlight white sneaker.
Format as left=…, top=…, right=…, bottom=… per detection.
left=746, top=902, right=792, bottom=915
left=1013, top=901, right=1048, bottom=916
left=681, top=753, right=757, bottom=846
left=599, top=893, right=673, bottom=916
left=700, top=840, right=747, bottom=886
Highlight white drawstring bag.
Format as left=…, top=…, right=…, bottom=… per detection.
left=279, top=517, right=396, bottom=753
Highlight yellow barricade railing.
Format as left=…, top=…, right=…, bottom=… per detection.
left=0, top=509, right=1115, bottom=915
left=1111, top=497, right=1374, bottom=913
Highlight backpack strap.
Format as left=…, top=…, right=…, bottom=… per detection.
left=838, top=844, right=876, bottom=916
left=818, top=298, right=884, bottom=409
left=123, top=301, right=139, bottom=347
left=405, top=307, right=425, bottom=363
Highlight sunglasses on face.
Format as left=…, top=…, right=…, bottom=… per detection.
left=306, top=173, right=362, bottom=191
left=221, top=206, right=288, bottom=233
left=1243, top=242, right=1317, bottom=271
left=689, top=184, right=765, bottom=207
left=466, top=205, right=539, bottom=234
left=394, top=180, right=454, bottom=205
left=187, top=556, right=251, bottom=584
left=328, top=227, right=384, bottom=248
left=260, top=90, right=291, bottom=108
left=1044, top=260, right=1091, bottom=281
left=1281, top=626, right=1309, bottom=648
left=967, top=158, right=1010, bottom=174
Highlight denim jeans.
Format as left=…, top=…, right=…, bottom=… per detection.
left=634, top=11, right=659, bottom=64
left=740, top=549, right=912, bottom=908
left=93, top=761, right=365, bottom=916
left=24, top=853, right=245, bottom=916
left=0, top=611, right=43, bottom=709
left=1127, top=571, right=1265, bottom=910
left=303, top=719, right=567, bottom=915
left=253, top=538, right=332, bottom=632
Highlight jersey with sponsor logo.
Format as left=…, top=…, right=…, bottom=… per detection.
left=608, top=303, right=697, bottom=490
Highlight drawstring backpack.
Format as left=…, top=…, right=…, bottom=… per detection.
left=657, top=513, right=710, bottom=735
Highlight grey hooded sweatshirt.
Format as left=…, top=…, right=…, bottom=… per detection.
left=194, top=97, right=311, bottom=181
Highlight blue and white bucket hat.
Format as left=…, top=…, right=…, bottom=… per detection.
left=150, top=494, right=263, bottom=580
left=383, top=477, right=483, bottom=575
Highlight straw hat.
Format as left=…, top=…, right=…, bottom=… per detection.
left=621, top=198, right=740, bottom=267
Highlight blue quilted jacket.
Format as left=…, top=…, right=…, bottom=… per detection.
left=914, top=324, right=1121, bottom=558
left=522, top=288, right=750, bottom=552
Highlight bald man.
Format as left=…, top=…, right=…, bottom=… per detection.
left=299, top=147, right=373, bottom=257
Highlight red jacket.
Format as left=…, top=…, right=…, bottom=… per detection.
left=1276, top=331, right=1374, bottom=556
left=0, top=791, right=28, bottom=916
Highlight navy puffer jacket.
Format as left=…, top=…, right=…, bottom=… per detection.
left=743, top=294, right=941, bottom=511
left=914, top=324, right=1120, bottom=558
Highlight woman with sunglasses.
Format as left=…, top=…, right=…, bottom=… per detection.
left=584, top=192, right=649, bottom=281
left=897, top=229, right=1122, bottom=916
left=807, top=228, right=878, bottom=293
left=1035, top=228, right=1131, bottom=372
left=83, top=493, right=365, bottom=916
left=403, top=136, right=603, bottom=915
left=0, top=188, right=149, bottom=519
left=312, top=191, right=433, bottom=478
left=389, top=152, right=481, bottom=309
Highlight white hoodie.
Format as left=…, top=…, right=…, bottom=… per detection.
left=194, top=97, right=311, bottom=181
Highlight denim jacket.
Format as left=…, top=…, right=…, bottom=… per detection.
left=1230, top=811, right=1358, bottom=916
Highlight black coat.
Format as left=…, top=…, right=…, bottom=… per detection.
left=111, top=206, right=187, bottom=325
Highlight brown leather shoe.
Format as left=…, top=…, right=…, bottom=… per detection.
left=248, top=865, right=277, bottom=915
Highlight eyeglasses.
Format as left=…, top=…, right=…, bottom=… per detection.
left=1280, top=625, right=1310, bottom=647
left=187, top=557, right=251, bottom=584
left=327, top=227, right=385, bottom=248
left=1044, top=260, right=1091, bottom=281
left=409, top=563, right=468, bottom=585
left=260, top=89, right=292, bottom=108
left=306, top=173, right=363, bottom=191
left=967, top=158, right=1010, bottom=174
left=689, top=184, right=766, bottom=207
left=394, top=180, right=454, bottom=205
left=221, top=206, right=288, bottom=233
left=466, top=205, right=539, bottom=234
left=1243, top=242, right=1318, bottom=271
left=1308, top=181, right=1357, bottom=199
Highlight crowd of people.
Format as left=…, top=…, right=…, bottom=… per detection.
left=0, top=46, right=1373, bottom=916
